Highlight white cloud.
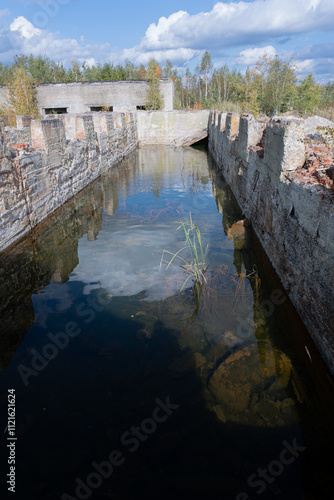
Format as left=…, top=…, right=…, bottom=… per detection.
left=84, top=57, right=97, bottom=68
left=6, top=16, right=110, bottom=65
left=121, top=47, right=198, bottom=66
left=10, top=16, right=42, bottom=38
left=236, top=46, right=276, bottom=66
left=295, top=58, right=315, bottom=72
left=134, top=0, right=334, bottom=53
left=106, top=0, right=334, bottom=70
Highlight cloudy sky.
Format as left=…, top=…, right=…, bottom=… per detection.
left=0, top=0, right=333, bottom=81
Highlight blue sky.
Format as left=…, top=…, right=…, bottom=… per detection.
left=0, top=0, right=333, bottom=82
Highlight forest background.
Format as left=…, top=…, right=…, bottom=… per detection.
left=0, top=51, right=333, bottom=125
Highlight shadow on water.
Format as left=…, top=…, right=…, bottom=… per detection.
left=0, top=147, right=333, bottom=500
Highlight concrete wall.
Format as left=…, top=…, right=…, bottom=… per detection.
left=0, top=79, right=174, bottom=114
left=209, top=111, right=334, bottom=376
left=137, top=110, right=210, bottom=146
left=0, top=112, right=138, bottom=252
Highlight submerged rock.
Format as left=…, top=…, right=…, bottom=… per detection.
left=208, top=343, right=296, bottom=426
left=209, top=344, right=258, bottom=413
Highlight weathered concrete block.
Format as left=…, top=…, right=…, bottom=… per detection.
left=16, top=115, right=32, bottom=129
left=31, top=120, right=47, bottom=149
left=238, top=114, right=266, bottom=162
left=225, top=113, right=240, bottom=139
left=264, top=117, right=305, bottom=175
left=218, top=112, right=227, bottom=132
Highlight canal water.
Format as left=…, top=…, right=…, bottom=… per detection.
left=0, top=146, right=333, bottom=500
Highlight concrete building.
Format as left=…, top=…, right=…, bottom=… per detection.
left=0, top=78, right=174, bottom=115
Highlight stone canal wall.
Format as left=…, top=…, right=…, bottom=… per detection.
left=208, top=111, right=334, bottom=376
left=0, top=112, right=138, bottom=253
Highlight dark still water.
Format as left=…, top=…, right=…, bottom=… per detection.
left=0, top=146, right=334, bottom=500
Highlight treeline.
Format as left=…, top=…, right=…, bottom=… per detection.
left=1, top=52, right=334, bottom=119
left=0, top=55, right=151, bottom=86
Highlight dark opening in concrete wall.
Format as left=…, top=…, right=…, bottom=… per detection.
left=136, top=105, right=146, bottom=110
left=90, top=106, right=113, bottom=112
left=190, top=136, right=208, bottom=149
left=44, top=107, right=68, bottom=115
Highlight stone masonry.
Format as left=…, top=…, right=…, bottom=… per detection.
left=0, top=112, right=138, bottom=253
left=209, top=111, right=334, bottom=376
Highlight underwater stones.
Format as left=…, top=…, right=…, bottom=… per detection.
left=253, top=397, right=285, bottom=427
left=208, top=343, right=295, bottom=425
left=168, top=351, right=206, bottom=376
left=257, top=345, right=293, bottom=389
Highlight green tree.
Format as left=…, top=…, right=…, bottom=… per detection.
left=254, top=55, right=297, bottom=115
left=145, top=58, right=164, bottom=110
left=321, top=81, right=334, bottom=107
left=124, top=59, right=138, bottom=80
left=200, top=51, right=212, bottom=100
left=13, top=54, right=28, bottom=70
left=27, top=55, right=54, bottom=84
left=163, top=59, right=178, bottom=81
left=295, top=73, right=322, bottom=115
left=238, top=67, right=260, bottom=116
left=0, top=63, right=12, bottom=85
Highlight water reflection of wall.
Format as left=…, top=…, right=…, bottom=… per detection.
left=0, top=155, right=140, bottom=369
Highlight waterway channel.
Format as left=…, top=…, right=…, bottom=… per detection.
left=0, top=146, right=333, bottom=499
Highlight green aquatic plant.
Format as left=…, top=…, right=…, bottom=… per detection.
left=161, top=213, right=209, bottom=305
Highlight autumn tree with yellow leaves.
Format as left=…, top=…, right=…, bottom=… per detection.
left=1, top=65, right=40, bottom=126
left=145, top=58, right=164, bottom=110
